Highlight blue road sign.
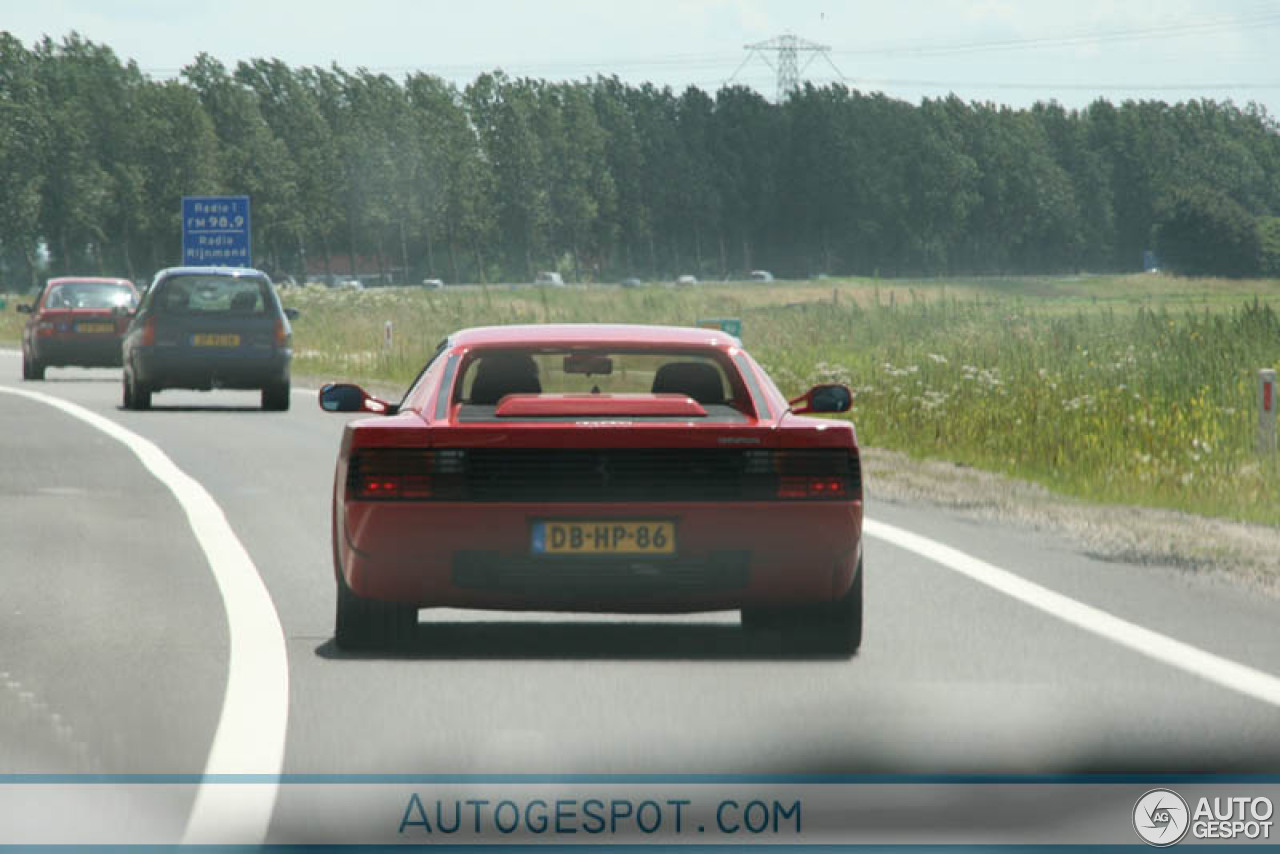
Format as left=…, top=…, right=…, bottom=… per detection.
left=182, top=196, right=251, bottom=267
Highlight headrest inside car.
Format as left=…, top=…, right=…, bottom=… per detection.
left=651, top=361, right=723, bottom=404
left=469, top=354, right=542, bottom=405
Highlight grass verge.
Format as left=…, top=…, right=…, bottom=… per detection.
left=6, top=274, right=1279, bottom=525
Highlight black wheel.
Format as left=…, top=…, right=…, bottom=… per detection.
left=262, top=380, right=291, bottom=411
left=334, top=573, right=416, bottom=651
left=743, top=558, right=863, bottom=656
left=124, top=369, right=151, bottom=410
left=22, top=352, right=44, bottom=381
left=121, top=374, right=133, bottom=408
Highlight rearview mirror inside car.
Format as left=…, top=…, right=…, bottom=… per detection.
left=318, top=383, right=396, bottom=415
left=563, top=353, right=613, bottom=375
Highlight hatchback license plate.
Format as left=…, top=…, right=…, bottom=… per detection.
left=76, top=322, right=114, bottom=334
left=532, top=521, right=675, bottom=555
left=192, top=334, right=240, bottom=347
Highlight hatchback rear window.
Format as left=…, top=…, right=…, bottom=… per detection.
left=153, top=275, right=272, bottom=315
left=45, top=283, right=135, bottom=310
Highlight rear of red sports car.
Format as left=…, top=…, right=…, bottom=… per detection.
left=326, top=324, right=864, bottom=653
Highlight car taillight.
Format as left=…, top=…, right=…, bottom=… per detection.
left=778, top=475, right=848, bottom=498
left=36, top=321, right=56, bottom=336
left=347, top=450, right=445, bottom=501
left=274, top=316, right=289, bottom=347
left=769, top=450, right=861, bottom=501
left=355, top=473, right=432, bottom=500
left=141, top=316, right=156, bottom=346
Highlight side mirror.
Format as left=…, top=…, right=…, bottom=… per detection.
left=284, top=307, right=300, bottom=320
left=318, top=382, right=396, bottom=415
left=16, top=304, right=32, bottom=314
left=789, top=383, right=852, bottom=415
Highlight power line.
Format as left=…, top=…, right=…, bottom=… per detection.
left=847, top=77, right=1280, bottom=93
left=832, top=10, right=1280, bottom=59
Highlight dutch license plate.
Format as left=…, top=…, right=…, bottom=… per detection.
left=532, top=520, right=676, bottom=555
left=192, top=333, right=240, bottom=347
left=76, top=322, right=114, bottom=334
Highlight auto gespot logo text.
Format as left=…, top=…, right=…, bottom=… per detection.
left=1191, top=796, right=1274, bottom=841
left=1135, top=789, right=1274, bottom=845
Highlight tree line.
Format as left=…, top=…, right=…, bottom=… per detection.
left=2, top=32, right=1279, bottom=290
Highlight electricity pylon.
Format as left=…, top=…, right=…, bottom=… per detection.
left=742, top=34, right=835, bottom=101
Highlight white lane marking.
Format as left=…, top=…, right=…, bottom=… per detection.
left=865, top=517, right=1280, bottom=709
left=0, top=386, right=289, bottom=844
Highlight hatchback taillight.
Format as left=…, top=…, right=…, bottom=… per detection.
left=274, top=316, right=289, bottom=347
left=141, top=316, right=156, bottom=346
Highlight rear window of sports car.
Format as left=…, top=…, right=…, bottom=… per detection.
left=452, top=349, right=756, bottom=422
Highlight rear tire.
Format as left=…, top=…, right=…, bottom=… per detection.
left=334, top=573, right=416, bottom=651
left=262, top=380, right=290, bottom=411
left=124, top=369, right=151, bottom=410
left=743, top=557, right=863, bottom=656
left=22, top=352, right=43, bottom=381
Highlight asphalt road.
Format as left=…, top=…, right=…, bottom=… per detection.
left=3, top=355, right=1279, bottom=838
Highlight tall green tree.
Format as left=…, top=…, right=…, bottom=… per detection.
left=0, top=33, right=46, bottom=288
left=184, top=53, right=298, bottom=272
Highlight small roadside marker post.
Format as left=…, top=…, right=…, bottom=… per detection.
left=1260, top=369, right=1277, bottom=455
left=384, top=320, right=393, bottom=352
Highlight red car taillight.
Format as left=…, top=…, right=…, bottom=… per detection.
left=347, top=450, right=451, bottom=501
left=777, top=475, right=848, bottom=499
left=140, top=316, right=156, bottom=346
left=274, top=316, right=290, bottom=347
left=766, top=450, right=861, bottom=501
left=355, top=473, right=432, bottom=500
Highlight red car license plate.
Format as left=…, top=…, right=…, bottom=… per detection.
left=533, top=520, right=675, bottom=555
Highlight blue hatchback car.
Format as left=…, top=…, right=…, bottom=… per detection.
left=121, top=267, right=298, bottom=411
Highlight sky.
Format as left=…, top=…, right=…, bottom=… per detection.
left=2, top=0, right=1279, bottom=116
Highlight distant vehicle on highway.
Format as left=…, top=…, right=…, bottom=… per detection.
left=337, top=278, right=364, bottom=291
left=620, top=277, right=643, bottom=288
left=317, top=323, right=862, bottom=653
left=675, top=274, right=698, bottom=286
left=121, top=267, right=298, bottom=411
left=19, top=276, right=139, bottom=380
left=421, top=278, right=445, bottom=289
left=748, top=270, right=775, bottom=282
left=535, top=271, right=565, bottom=286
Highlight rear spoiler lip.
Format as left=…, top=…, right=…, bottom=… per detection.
left=494, top=393, right=708, bottom=418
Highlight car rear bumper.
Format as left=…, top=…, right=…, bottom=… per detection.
left=132, top=346, right=291, bottom=390
left=31, top=336, right=124, bottom=367
left=337, top=501, right=863, bottom=612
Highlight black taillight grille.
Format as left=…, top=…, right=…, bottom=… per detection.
left=346, top=448, right=861, bottom=502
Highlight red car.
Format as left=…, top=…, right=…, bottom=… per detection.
left=19, top=277, right=139, bottom=380
left=320, top=324, right=863, bottom=654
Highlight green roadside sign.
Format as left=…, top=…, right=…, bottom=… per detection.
left=697, top=317, right=742, bottom=338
